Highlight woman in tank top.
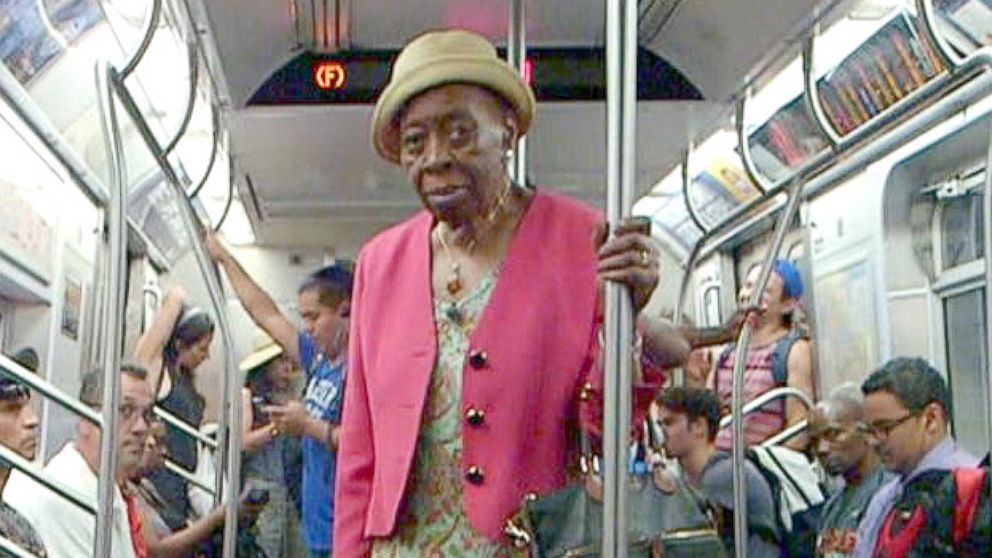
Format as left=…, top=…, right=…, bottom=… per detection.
left=134, top=286, right=214, bottom=530
left=707, top=259, right=815, bottom=450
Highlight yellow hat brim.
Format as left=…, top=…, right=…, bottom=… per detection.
left=371, top=57, right=535, bottom=163
left=238, top=343, right=284, bottom=373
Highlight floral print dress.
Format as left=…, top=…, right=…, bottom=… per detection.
left=372, top=269, right=521, bottom=558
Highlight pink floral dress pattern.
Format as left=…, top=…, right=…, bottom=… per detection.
left=372, top=270, right=521, bottom=558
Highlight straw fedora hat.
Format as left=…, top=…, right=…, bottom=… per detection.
left=371, top=29, right=536, bottom=163
left=238, top=332, right=284, bottom=372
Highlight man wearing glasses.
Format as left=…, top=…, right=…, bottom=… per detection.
left=851, top=357, right=979, bottom=558
left=808, top=384, right=889, bottom=557
left=5, top=364, right=154, bottom=558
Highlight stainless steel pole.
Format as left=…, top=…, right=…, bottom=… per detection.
left=729, top=177, right=804, bottom=558
left=508, top=0, right=527, bottom=185
left=93, top=60, right=129, bottom=558
left=108, top=68, right=241, bottom=554
left=603, top=0, right=637, bottom=556
left=983, top=115, right=992, bottom=508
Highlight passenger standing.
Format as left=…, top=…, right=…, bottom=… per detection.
left=0, top=351, right=47, bottom=557
left=240, top=333, right=303, bottom=558
left=134, top=286, right=215, bottom=531
left=808, top=385, right=890, bottom=557
left=332, top=29, right=688, bottom=558
left=656, top=387, right=780, bottom=558
left=684, top=259, right=814, bottom=450
left=204, top=233, right=350, bottom=558
left=851, top=357, right=979, bottom=558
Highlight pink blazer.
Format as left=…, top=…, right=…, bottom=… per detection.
left=334, top=191, right=655, bottom=557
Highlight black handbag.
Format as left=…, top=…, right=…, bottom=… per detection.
left=502, top=329, right=726, bottom=558
left=504, top=465, right=725, bottom=558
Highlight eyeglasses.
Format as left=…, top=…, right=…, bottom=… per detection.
left=118, top=402, right=156, bottom=425
left=857, top=411, right=921, bottom=440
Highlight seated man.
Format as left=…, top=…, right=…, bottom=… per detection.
left=808, top=384, right=889, bottom=557
left=0, top=351, right=47, bottom=557
left=5, top=365, right=153, bottom=558
left=852, top=357, right=979, bottom=558
left=657, top=387, right=780, bottom=558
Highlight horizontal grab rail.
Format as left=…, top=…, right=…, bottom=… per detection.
left=719, top=386, right=814, bottom=429
left=0, top=534, right=43, bottom=558
left=0, top=355, right=102, bottom=426
left=761, top=418, right=810, bottom=448
left=0, top=441, right=95, bottom=514
left=153, top=406, right=218, bottom=450
left=164, top=459, right=215, bottom=495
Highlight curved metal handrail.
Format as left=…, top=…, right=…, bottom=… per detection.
left=728, top=177, right=805, bottom=558
left=162, top=40, right=201, bottom=156
left=802, top=33, right=842, bottom=148
left=693, top=47, right=992, bottom=262
left=682, top=147, right=709, bottom=233
left=117, top=0, right=164, bottom=81
left=718, top=386, right=815, bottom=429
left=737, top=94, right=771, bottom=194
left=213, top=156, right=236, bottom=231
left=107, top=65, right=243, bottom=557
left=189, top=103, right=222, bottom=199
left=94, top=60, right=129, bottom=558
left=917, top=0, right=961, bottom=70
left=761, top=418, right=810, bottom=448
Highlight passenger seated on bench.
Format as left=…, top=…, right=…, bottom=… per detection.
left=657, top=387, right=781, bottom=558
left=852, top=358, right=979, bottom=558
left=808, top=384, right=890, bottom=557
left=5, top=365, right=154, bottom=558
left=127, top=419, right=266, bottom=558
left=680, top=259, right=814, bottom=450
left=0, top=349, right=47, bottom=557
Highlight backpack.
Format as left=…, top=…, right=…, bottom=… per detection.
left=873, top=467, right=989, bottom=558
left=747, top=446, right=827, bottom=558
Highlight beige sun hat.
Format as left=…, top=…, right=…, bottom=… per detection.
left=238, top=332, right=284, bottom=372
left=371, top=29, right=537, bottom=163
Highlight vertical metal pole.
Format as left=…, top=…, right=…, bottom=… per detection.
left=604, top=0, right=637, bottom=556
left=508, top=0, right=527, bottom=185
left=109, top=71, right=240, bottom=555
left=729, top=177, right=804, bottom=558
left=983, top=118, right=992, bottom=507
left=803, top=34, right=842, bottom=147
left=93, top=60, right=128, bottom=558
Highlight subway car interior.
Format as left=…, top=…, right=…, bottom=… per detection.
left=1, top=0, right=992, bottom=556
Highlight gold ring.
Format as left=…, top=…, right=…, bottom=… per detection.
left=640, top=250, right=650, bottom=266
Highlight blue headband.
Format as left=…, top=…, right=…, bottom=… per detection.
left=773, top=259, right=803, bottom=299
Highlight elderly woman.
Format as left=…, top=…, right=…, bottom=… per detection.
left=334, top=29, right=690, bottom=557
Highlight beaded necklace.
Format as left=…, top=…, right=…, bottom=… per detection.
left=434, top=182, right=514, bottom=297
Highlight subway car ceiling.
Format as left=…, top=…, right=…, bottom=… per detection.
left=196, top=0, right=838, bottom=254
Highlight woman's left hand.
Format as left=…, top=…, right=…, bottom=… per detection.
left=265, top=401, right=308, bottom=437
left=595, top=218, right=659, bottom=313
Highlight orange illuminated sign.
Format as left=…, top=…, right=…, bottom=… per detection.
left=313, top=61, right=347, bottom=90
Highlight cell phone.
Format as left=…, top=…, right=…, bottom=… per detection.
left=245, top=487, right=270, bottom=506
left=251, top=396, right=270, bottom=426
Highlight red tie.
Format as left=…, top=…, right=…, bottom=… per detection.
left=122, top=487, right=149, bottom=558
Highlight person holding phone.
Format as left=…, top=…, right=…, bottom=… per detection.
left=205, top=234, right=351, bottom=558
